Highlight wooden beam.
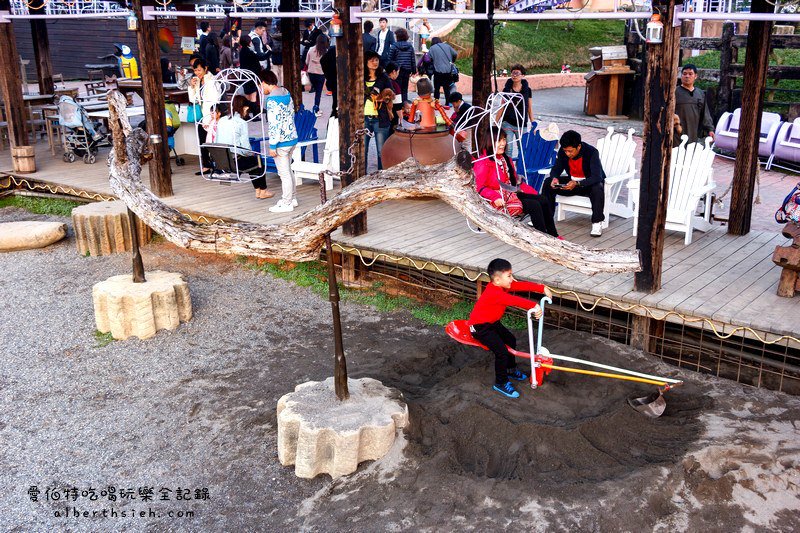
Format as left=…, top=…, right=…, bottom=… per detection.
left=716, top=22, right=735, bottom=118
left=471, top=0, right=494, bottom=113
left=682, top=34, right=800, bottom=51
left=634, top=0, right=681, bottom=293
left=335, top=0, right=367, bottom=236
left=132, top=0, right=173, bottom=197
left=728, top=0, right=773, bottom=236
left=28, top=2, right=53, bottom=96
left=280, top=0, right=303, bottom=112
left=0, top=0, right=30, bottom=147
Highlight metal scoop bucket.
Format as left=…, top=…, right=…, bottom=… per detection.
left=627, top=383, right=681, bottom=418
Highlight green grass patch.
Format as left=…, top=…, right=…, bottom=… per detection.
left=237, top=257, right=527, bottom=330
left=450, top=20, right=625, bottom=76
left=94, top=330, right=114, bottom=348
left=689, top=49, right=800, bottom=109
left=0, top=195, right=83, bottom=217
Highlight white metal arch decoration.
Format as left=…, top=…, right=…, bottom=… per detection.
left=194, top=67, right=268, bottom=183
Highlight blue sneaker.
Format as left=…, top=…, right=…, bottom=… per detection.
left=493, top=381, right=520, bottom=399
left=507, top=369, right=528, bottom=381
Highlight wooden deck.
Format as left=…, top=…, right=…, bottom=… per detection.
left=2, top=141, right=798, bottom=345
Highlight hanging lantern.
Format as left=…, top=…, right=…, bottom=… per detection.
left=127, top=13, right=138, bottom=31
left=646, top=14, right=663, bottom=44
left=330, top=11, right=343, bottom=38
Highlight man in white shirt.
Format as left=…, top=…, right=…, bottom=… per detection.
left=376, top=17, right=395, bottom=66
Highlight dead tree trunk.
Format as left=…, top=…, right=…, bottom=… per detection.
left=106, top=90, right=640, bottom=275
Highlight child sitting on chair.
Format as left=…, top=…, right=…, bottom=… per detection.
left=468, top=258, right=552, bottom=398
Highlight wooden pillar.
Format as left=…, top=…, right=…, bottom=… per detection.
left=132, top=0, right=173, bottom=197
left=29, top=3, right=53, bottom=96
left=0, top=0, right=30, bottom=147
left=280, top=0, right=303, bottom=112
left=728, top=0, right=773, bottom=236
left=716, top=22, right=735, bottom=119
left=634, top=0, right=681, bottom=293
left=336, top=0, right=366, bottom=236
left=630, top=314, right=664, bottom=354
left=471, top=0, right=493, bottom=111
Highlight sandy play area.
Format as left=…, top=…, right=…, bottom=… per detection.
left=1, top=207, right=798, bottom=531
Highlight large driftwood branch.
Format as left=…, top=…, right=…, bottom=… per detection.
left=107, top=91, right=640, bottom=275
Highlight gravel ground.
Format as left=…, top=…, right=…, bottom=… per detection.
left=1, top=206, right=799, bottom=532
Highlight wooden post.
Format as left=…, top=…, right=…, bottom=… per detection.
left=280, top=0, right=303, bottom=112
left=634, top=0, right=681, bottom=293
left=728, top=0, right=773, bottom=236
left=336, top=0, right=367, bottom=236
left=132, top=0, right=173, bottom=197
left=471, top=0, right=494, bottom=112
left=716, top=22, right=735, bottom=119
left=28, top=2, right=53, bottom=97
left=630, top=314, right=664, bottom=354
left=0, top=1, right=29, bottom=147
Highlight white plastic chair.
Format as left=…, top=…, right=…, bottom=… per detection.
left=628, top=136, right=716, bottom=245
left=555, top=127, right=637, bottom=229
left=291, top=117, right=340, bottom=190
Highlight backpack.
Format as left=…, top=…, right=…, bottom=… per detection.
left=775, top=182, right=800, bottom=223
left=417, top=52, right=434, bottom=77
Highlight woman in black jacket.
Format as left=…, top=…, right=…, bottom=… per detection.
left=205, top=32, right=221, bottom=74
left=387, top=28, right=415, bottom=103
left=238, top=34, right=268, bottom=100
left=364, top=51, right=393, bottom=170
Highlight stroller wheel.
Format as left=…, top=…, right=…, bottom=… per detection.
left=62, top=153, right=71, bottom=162
left=67, top=152, right=76, bottom=163
left=88, top=154, right=97, bottom=164
left=176, top=157, right=185, bottom=166
left=83, top=154, right=90, bottom=164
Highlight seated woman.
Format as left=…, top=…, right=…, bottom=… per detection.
left=474, top=126, right=561, bottom=239
left=215, top=95, right=271, bottom=199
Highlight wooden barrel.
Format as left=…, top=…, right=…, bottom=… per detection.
left=11, top=146, right=36, bottom=174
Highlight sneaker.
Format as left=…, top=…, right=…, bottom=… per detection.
left=269, top=200, right=294, bottom=213
left=292, top=199, right=298, bottom=207
left=507, top=369, right=528, bottom=381
left=315, top=110, right=323, bottom=117
left=591, top=222, right=603, bottom=237
left=493, top=381, right=520, bottom=399
left=557, top=236, right=565, bottom=240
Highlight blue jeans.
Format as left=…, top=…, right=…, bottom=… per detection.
left=501, top=121, right=524, bottom=161
left=365, top=116, right=390, bottom=171
left=308, top=73, right=325, bottom=111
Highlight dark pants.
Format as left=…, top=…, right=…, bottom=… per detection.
left=237, top=155, right=264, bottom=188
left=198, top=125, right=213, bottom=170
left=518, top=192, right=559, bottom=237
left=433, top=72, right=453, bottom=100
left=308, top=73, right=325, bottom=110
left=397, top=68, right=411, bottom=103
left=471, top=321, right=518, bottom=385
left=329, top=83, right=338, bottom=117
left=542, top=177, right=606, bottom=224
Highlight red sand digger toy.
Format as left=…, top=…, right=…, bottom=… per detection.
left=446, top=296, right=683, bottom=417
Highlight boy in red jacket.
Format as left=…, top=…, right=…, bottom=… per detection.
left=468, top=258, right=552, bottom=398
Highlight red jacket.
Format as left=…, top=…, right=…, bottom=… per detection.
left=468, top=281, right=545, bottom=326
left=474, top=154, right=537, bottom=204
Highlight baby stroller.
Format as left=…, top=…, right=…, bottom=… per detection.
left=165, top=102, right=185, bottom=167
left=57, top=96, right=105, bottom=164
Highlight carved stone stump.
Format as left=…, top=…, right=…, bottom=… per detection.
left=773, top=222, right=800, bottom=298
left=72, top=201, right=151, bottom=256
left=93, top=271, right=192, bottom=340
left=277, top=377, right=408, bottom=479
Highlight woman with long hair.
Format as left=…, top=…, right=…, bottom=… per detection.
left=363, top=50, right=393, bottom=170
left=474, top=126, right=560, bottom=238
left=220, top=35, right=234, bottom=71
left=305, top=34, right=329, bottom=117
left=238, top=34, right=268, bottom=102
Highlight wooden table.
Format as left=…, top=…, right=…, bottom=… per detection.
left=115, top=79, right=189, bottom=104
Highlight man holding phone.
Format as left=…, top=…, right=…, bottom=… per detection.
left=542, top=130, right=607, bottom=237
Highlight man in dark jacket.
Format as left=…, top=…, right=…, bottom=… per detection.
left=198, top=21, right=210, bottom=60
left=446, top=92, right=471, bottom=126
left=375, top=17, right=395, bottom=66
left=542, top=130, right=607, bottom=237
left=301, top=20, right=322, bottom=66
left=362, top=20, right=378, bottom=53
left=676, top=63, right=715, bottom=144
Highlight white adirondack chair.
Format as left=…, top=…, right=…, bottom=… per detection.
left=291, top=117, right=340, bottom=190
left=555, top=127, right=637, bottom=229
left=628, top=136, right=716, bottom=245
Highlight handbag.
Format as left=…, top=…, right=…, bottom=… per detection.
left=450, top=63, right=459, bottom=82
left=301, top=70, right=310, bottom=87
left=186, top=104, right=202, bottom=124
